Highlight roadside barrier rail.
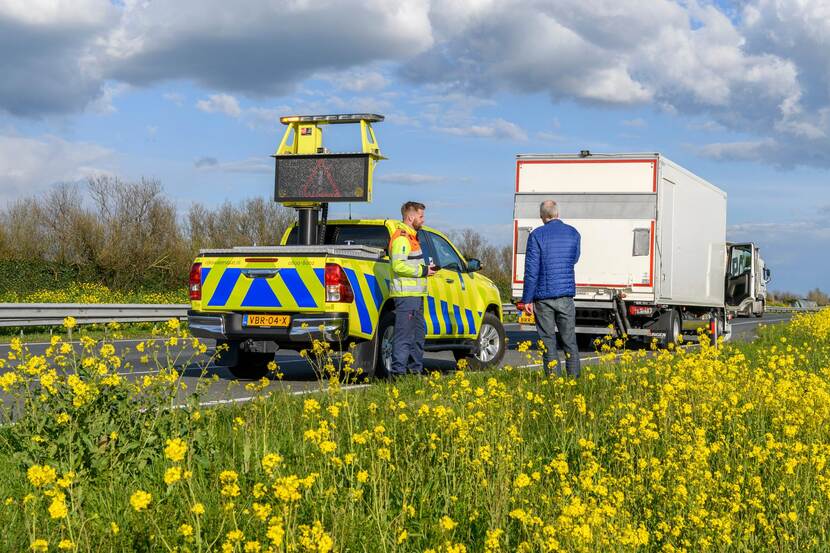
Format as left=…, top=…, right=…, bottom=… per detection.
left=0, top=304, right=190, bottom=328
left=0, top=303, right=819, bottom=328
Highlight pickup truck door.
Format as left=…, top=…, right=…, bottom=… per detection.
left=421, top=231, right=477, bottom=338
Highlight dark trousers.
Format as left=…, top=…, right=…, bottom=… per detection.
left=534, top=297, right=581, bottom=377
left=391, top=296, right=426, bottom=375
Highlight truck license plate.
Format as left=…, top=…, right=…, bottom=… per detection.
left=243, top=314, right=291, bottom=328
left=518, top=313, right=536, bottom=325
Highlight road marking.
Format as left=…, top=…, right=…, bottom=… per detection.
left=190, top=384, right=372, bottom=409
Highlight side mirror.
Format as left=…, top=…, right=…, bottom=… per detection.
left=763, top=268, right=771, bottom=282
left=466, top=258, right=482, bottom=272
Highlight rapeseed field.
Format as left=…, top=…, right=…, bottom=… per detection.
left=1, top=311, right=829, bottom=551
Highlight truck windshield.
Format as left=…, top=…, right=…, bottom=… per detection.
left=728, top=245, right=752, bottom=278
left=285, top=225, right=390, bottom=252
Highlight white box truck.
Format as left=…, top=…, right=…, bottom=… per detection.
left=511, top=152, right=763, bottom=344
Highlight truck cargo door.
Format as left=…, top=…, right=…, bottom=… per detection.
left=200, top=256, right=326, bottom=313
left=725, top=244, right=753, bottom=307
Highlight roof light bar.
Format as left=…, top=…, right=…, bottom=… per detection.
left=280, top=114, right=384, bottom=125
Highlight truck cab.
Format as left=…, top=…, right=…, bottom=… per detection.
left=188, top=220, right=505, bottom=379
left=725, top=242, right=770, bottom=318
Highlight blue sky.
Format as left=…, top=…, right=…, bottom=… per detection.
left=1, top=0, right=828, bottom=294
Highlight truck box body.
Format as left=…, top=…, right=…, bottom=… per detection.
left=513, top=153, right=727, bottom=310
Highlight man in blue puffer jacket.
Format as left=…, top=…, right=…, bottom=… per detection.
left=521, top=200, right=581, bottom=377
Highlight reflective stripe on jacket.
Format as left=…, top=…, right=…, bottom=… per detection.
left=389, top=223, right=428, bottom=297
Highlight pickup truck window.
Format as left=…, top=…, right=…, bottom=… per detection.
left=285, top=224, right=390, bottom=252
left=428, top=232, right=465, bottom=272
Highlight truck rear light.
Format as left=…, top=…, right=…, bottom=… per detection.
left=325, top=263, right=354, bottom=303
left=189, top=262, right=202, bottom=301
left=628, top=305, right=654, bottom=316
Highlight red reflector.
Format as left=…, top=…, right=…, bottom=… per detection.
left=189, top=262, right=202, bottom=301
left=245, top=258, right=279, bottom=263
left=516, top=302, right=525, bottom=311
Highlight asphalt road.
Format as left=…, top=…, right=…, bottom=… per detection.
left=0, top=313, right=792, bottom=408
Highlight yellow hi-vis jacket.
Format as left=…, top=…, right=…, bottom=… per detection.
left=388, top=223, right=428, bottom=297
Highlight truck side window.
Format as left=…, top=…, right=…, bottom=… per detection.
left=428, top=232, right=465, bottom=271
left=632, top=228, right=650, bottom=256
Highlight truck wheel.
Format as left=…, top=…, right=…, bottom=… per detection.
left=755, top=300, right=764, bottom=318
left=709, top=313, right=724, bottom=347
left=453, top=312, right=506, bottom=370
left=660, top=309, right=682, bottom=348
left=227, top=351, right=273, bottom=380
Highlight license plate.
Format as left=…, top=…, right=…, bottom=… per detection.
left=518, top=313, right=536, bottom=325
left=243, top=314, right=291, bottom=328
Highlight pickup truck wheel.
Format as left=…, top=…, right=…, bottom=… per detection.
left=453, top=312, right=506, bottom=370
left=227, top=351, right=273, bottom=380
left=351, top=313, right=393, bottom=381
left=359, top=311, right=395, bottom=379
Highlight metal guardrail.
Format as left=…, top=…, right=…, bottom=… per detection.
left=0, top=302, right=819, bottom=328
left=0, top=304, right=190, bottom=328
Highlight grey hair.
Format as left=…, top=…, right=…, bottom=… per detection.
left=539, top=200, right=559, bottom=221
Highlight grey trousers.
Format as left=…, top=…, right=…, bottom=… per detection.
left=391, top=296, right=426, bottom=375
left=534, top=297, right=581, bottom=377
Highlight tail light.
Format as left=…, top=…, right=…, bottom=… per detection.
left=189, top=262, right=202, bottom=301
left=628, top=305, right=654, bottom=316
left=325, top=263, right=354, bottom=303
left=516, top=302, right=526, bottom=311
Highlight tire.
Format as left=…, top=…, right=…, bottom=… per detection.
left=452, top=312, right=507, bottom=370
left=709, top=313, right=724, bottom=347
left=351, top=313, right=391, bottom=380
left=755, top=300, right=764, bottom=318
left=660, top=309, right=682, bottom=348
left=369, top=311, right=395, bottom=379
left=227, top=350, right=274, bottom=380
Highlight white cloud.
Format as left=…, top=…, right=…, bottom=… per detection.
left=163, top=92, right=185, bottom=106
left=0, top=132, right=114, bottom=200
left=103, top=0, right=433, bottom=97
left=622, top=118, right=647, bottom=128
left=194, top=156, right=271, bottom=174
left=0, top=0, right=116, bottom=116
left=196, top=93, right=242, bottom=117
left=434, top=118, right=527, bottom=141
left=375, top=172, right=445, bottom=185
left=697, top=139, right=776, bottom=162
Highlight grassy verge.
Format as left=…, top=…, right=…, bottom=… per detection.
left=1, top=314, right=830, bottom=551
left=0, top=322, right=170, bottom=345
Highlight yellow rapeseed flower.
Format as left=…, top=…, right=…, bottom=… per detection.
left=164, top=466, right=182, bottom=485
left=27, top=465, right=57, bottom=488
left=130, top=490, right=152, bottom=511
left=179, top=524, right=194, bottom=537
left=58, top=539, right=74, bottom=550
left=440, top=516, right=458, bottom=532
left=63, top=316, right=77, bottom=329
left=192, top=502, right=206, bottom=515
left=164, top=438, right=187, bottom=462
left=48, top=494, right=68, bottom=519
left=30, top=539, right=48, bottom=552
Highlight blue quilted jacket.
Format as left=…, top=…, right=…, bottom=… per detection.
left=521, top=219, right=581, bottom=303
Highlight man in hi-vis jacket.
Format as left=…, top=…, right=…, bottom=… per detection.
left=388, top=201, right=437, bottom=376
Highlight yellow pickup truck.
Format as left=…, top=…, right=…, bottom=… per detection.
left=188, top=219, right=506, bottom=379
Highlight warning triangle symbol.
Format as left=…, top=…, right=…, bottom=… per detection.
left=301, top=158, right=341, bottom=197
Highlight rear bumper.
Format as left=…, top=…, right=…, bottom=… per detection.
left=188, top=310, right=348, bottom=343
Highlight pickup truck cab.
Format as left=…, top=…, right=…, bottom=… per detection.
left=188, top=220, right=506, bottom=379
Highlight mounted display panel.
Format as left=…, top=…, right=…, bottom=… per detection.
left=274, top=153, right=371, bottom=202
